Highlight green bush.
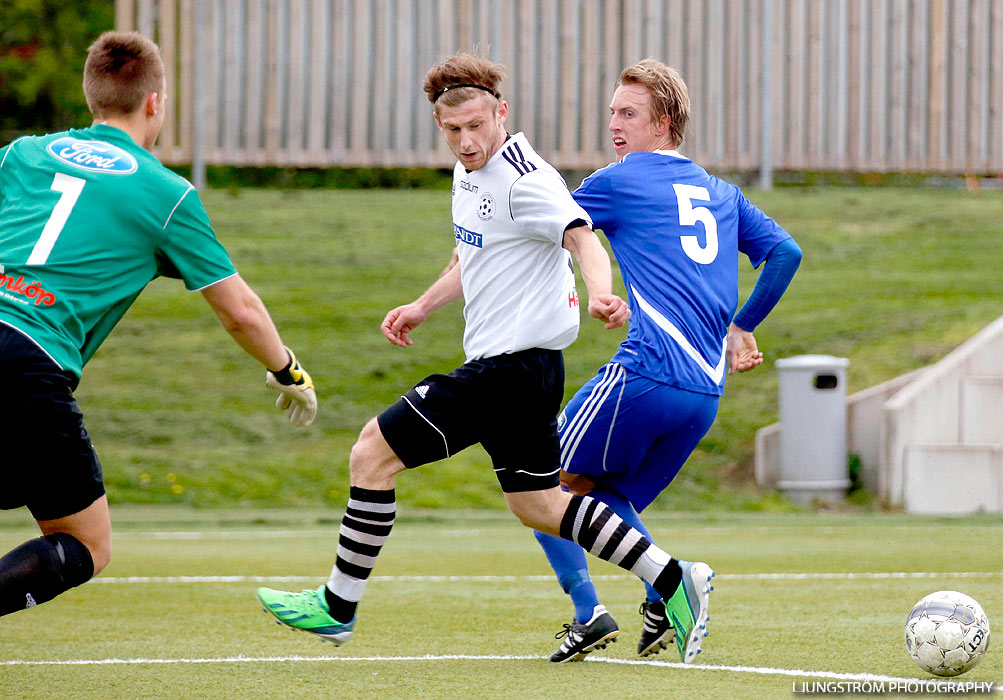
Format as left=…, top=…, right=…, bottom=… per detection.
left=0, top=0, right=114, bottom=139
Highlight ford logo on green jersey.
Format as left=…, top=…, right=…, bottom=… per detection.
left=46, top=137, right=138, bottom=175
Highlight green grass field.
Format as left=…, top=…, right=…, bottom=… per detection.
left=70, top=185, right=1003, bottom=511
left=1, top=508, right=1000, bottom=698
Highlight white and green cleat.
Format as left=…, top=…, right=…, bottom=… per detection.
left=662, top=561, right=715, bottom=663
left=256, top=585, right=355, bottom=646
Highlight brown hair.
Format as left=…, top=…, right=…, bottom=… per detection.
left=83, top=31, right=165, bottom=118
left=619, top=59, right=690, bottom=147
left=422, top=52, right=505, bottom=111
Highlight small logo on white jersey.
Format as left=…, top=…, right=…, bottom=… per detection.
left=460, top=179, right=478, bottom=193
left=415, top=385, right=429, bottom=399
left=477, top=192, right=495, bottom=220
left=46, top=137, right=138, bottom=174
left=25, top=593, right=37, bottom=609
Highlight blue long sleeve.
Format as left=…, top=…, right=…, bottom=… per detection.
left=732, top=237, right=802, bottom=332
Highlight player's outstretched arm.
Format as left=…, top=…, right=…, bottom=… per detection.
left=201, top=275, right=317, bottom=426
left=562, top=225, right=630, bottom=330
left=726, top=323, right=764, bottom=375
left=381, top=258, right=464, bottom=347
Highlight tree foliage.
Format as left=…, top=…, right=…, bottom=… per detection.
left=0, top=0, right=115, bottom=140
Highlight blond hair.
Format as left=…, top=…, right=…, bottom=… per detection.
left=422, top=52, right=505, bottom=111
left=83, top=31, right=164, bottom=118
left=619, top=59, right=689, bottom=147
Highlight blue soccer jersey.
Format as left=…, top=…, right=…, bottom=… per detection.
left=573, top=150, right=791, bottom=396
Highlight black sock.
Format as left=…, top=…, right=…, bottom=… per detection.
left=0, top=533, right=95, bottom=616
left=652, top=559, right=683, bottom=599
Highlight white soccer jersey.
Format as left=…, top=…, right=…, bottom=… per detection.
left=451, top=132, right=591, bottom=361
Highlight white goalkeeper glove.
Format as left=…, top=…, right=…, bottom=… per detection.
left=265, top=347, right=317, bottom=427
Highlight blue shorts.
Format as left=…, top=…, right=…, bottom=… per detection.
left=558, top=362, right=718, bottom=511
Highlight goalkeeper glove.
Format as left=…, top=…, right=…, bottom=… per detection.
left=265, top=347, right=317, bottom=427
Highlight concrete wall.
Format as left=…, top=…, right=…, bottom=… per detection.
left=881, top=315, right=1003, bottom=505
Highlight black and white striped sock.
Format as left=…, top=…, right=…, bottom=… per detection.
left=325, top=486, right=396, bottom=623
left=560, top=494, right=682, bottom=599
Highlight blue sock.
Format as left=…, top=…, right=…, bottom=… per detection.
left=533, top=529, right=599, bottom=623
left=589, top=487, right=661, bottom=603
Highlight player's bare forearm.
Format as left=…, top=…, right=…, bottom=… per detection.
left=726, top=322, right=764, bottom=375
left=381, top=261, right=463, bottom=346
left=563, top=225, right=612, bottom=298
left=563, top=225, right=630, bottom=329
left=202, top=275, right=289, bottom=371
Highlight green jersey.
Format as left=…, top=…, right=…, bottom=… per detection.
left=0, top=124, right=237, bottom=377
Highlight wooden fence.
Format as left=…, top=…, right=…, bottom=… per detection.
left=116, top=0, right=1003, bottom=175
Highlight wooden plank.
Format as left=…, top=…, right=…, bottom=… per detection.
left=393, top=0, right=414, bottom=165
left=928, top=0, right=946, bottom=169
left=557, top=0, right=579, bottom=163
left=330, top=0, right=349, bottom=158
left=580, top=0, right=600, bottom=167
left=243, top=0, right=263, bottom=162
left=515, top=0, right=538, bottom=147
left=498, top=0, right=518, bottom=139
left=644, top=0, right=663, bottom=58
left=623, top=0, right=643, bottom=65
left=371, top=0, right=390, bottom=164
left=785, top=0, right=805, bottom=167
left=967, top=0, right=990, bottom=171
left=434, top=0, right=456, bottom=164
left=905, top=0, right=928, bottom=169
left=684, top=1, right=706, bottom=161
left=536, top=0, right=557, bottom=157
left=306, top=0, right=328, bottom=161
left=991, top=0, right=1003, bottom=172
left=157, top=0, right=178, bottom=159
left=599, top=0, right=620, bottom=161
left=706, top=0, right=726, bottom=161
left=220, top=0, right=240, bottom=161
left=178, top=0, right=194, bottom=163
left=867, top=0, right=887, bottom=170
left=116, top=0, right=134, bottom=32
left=834, top=0, right=850, bottom=167
left=137, top=0, right=155, bottom=38
left=263, top=0, right=281, bottom=162
left=846, top=0, right=862, bottom=169
left=667, top=0, right=684, bottom=71
left=948, top=0, right=969, bottom=170
left=203, top=0, right=222, bottom=164
left=350, top=0, right=371, bottom=163
left=804, top=0, right=820, bottom=165
left=743, top=0, right=760, bottom=169
left=456, top=0, right=472, bottom=51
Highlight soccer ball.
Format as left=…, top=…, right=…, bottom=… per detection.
left=904, top=590, right=990, bottom=676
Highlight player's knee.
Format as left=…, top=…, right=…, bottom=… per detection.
left=349, top=419, right=401, bottom=489
left=87, top=536, right=111, bottom=575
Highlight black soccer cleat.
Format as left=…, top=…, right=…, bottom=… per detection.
left=637, top=599, right=676, bottom=657
left=549, top=605, right=620, bottom=663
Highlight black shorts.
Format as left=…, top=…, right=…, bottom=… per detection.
left=377, top=348, right=564, bottom=493
left=0, top=324, right=105, bottom=520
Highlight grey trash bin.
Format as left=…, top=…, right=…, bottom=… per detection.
left=775, top=355, right=851, bottom=504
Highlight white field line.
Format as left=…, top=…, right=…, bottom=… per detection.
left=0, top=653, right=998, bottom=691
left=89, top=571, right=1003, bottom=584
left=107, top=529, right=488, bottom=539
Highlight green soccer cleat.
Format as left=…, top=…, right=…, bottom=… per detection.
left=662, top=560, right=715, bottom=663
left=256, top=585, right=355, bottom=646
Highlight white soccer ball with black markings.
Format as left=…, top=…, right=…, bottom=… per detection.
left=904, top=590, right=990, bottom=677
